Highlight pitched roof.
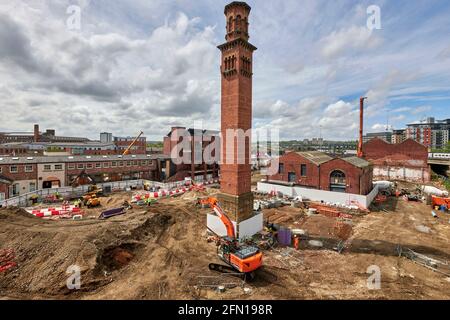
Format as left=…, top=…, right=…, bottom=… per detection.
left=295, top=151, right=333, bottom=165
left=341, top=156, right=371, bottom=168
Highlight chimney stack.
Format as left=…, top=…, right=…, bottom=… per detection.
left=357, top=97, right=367, bottom=158
left=34, top=124, right=39, bottom=143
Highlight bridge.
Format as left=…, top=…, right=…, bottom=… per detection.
left=428, top=155, right=450, bottom=176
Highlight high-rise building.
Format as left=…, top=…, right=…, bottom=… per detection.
left=100, top=132, right=113, bottom=143
left=406, top=118, right=450, bottom=149
left=392, top=129, right=406, bottom=144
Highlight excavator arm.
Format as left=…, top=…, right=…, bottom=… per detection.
left=201, top=197, right=235, bottom=240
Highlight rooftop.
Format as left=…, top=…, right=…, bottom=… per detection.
left=0, top=154, right=168, bottom=165
left=296, top=151, right=333, bottom=165
left=341, top=156, right=371, bottom=168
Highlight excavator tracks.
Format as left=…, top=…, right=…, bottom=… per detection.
left=208, top=263, right=255, bottom=281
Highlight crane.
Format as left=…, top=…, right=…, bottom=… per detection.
left=199, top=197, right=263, bottom=280
left=122, top=131, right=144, bottom=156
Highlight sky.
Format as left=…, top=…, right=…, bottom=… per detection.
left=0, top=0, right=449, bottom=141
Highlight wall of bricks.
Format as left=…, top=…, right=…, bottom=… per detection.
left=362, top=138, right=428, bottom=162
left=0, top=163, right=38, bottom=182
left=269, top=152, right=320, bottom=188
left=268, top=152, right=374, bottom=195
left=321, top=158, right=373, bottom=195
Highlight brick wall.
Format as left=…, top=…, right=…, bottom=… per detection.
left=268, top=153, right=373, bottom=195
left=0, top=163, right=38, bottom=182
left=269, top=152, right=320, bottom=188
left=320, top=158, right=373, bottom=195
left=66, top=159, right=159, bottom=183
left=363, top=138, right=428, bottom=162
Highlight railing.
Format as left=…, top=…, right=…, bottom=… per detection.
left=0, top=180, right=145, bottom=208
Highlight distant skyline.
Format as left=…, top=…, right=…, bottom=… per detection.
left=0, top=0, right=449, bottom=141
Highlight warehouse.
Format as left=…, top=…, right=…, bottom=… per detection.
left=267, top=151, right=373, bottom=195
left=362, top=138, right=430, bottom=183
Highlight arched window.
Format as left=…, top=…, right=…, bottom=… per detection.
left=330, top=170, right=346, bottom=193
left=228, top=16, right=233, bottom=33
left=236, top=15, right=242, bottom=31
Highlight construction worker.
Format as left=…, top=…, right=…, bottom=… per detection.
left=293, top=235, right=300, bottom=250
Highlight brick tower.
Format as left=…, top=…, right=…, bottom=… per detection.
left=217, top=2, right=257, bottom=224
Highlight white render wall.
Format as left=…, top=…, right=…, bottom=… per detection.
left=207, top=212, right=263, bottom=241
left=373, top=166, right=430, bottom=183
left=257, top=182, right=379, bottom=209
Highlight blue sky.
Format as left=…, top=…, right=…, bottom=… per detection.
left=0, top=0, right=449, bottom=140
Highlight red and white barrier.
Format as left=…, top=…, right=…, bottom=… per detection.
left=27, top=205, right=83, bottom=219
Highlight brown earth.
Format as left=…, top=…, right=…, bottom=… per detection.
left=0, top=189, right=449, bottom=300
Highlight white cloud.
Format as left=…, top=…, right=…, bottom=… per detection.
left=320, top=26, right=383, bottom=59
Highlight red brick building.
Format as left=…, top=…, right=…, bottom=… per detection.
left=114, top=136, right=147, bottom=155
left=163, top=127, right=219, bottom=182
left=362, top=138, right=430, bottom=182
left=268, top=151, right=373, bottom=195
left=0, top=154, right=167, bottom=201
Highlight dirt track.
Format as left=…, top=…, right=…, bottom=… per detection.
left=0, top=191, right=449, bottom=300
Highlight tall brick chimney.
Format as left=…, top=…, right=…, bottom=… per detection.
left=34, top=124, right=39, bottom=143
left=217, top=1, right=256, bottom=224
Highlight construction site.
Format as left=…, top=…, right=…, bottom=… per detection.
left=1, top=1, right=450, bottom=301
left=0, top=175, right=450, bottom=300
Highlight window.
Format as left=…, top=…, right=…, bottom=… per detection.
left=44, top=165, right=51, bottom=171
left=119, top=161, right=124, bottom=167
left=288, top=172, right=296, bottom=183
left=112, top=161, right=117, bottom=167
left=0, top=167, right=2, bottom=173
left=330, top=170, right=347, bottom=193
left=54, top=164, right=63, bottom=171
left=86, top=163, right=93, bottom=169
left=103, top=162, right=109, bottom=168
left=127, top=161, right=132, bottom=167
left=25, top=165, right=33, bottom=172
left=68, top=164, right=75, bottom=170
left=141, top=160, right=147, bottom=166
left=96, top=163, right=101, bottom=168
left=301, top=164, right=307, bottom=177
left=10, top=166, right=18, bottom=173
left=77, top=164, right=84, bottom=170
left=29, top=182, right=36, bottom=192
left=0, top=193, right=5, bottom=201
left=12, top=183, right=19, bottom=196
left=278, top=163, right=284, bottom=174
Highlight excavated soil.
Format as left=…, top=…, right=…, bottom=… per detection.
left=0, top=190, right=449, bottom=300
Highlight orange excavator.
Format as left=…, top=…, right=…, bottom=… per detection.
left=200, top=197, right=263, bottom=280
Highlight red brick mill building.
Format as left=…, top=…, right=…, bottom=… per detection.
left=268, top=151, right=374, bottom=195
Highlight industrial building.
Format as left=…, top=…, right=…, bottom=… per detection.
left=267, top=151, right=373, bottom=195
left=0, top=154, right=167, bottom=200
left=362, top=138, right=430, bottom=183
left=163, top=127, right=220, bottom=182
